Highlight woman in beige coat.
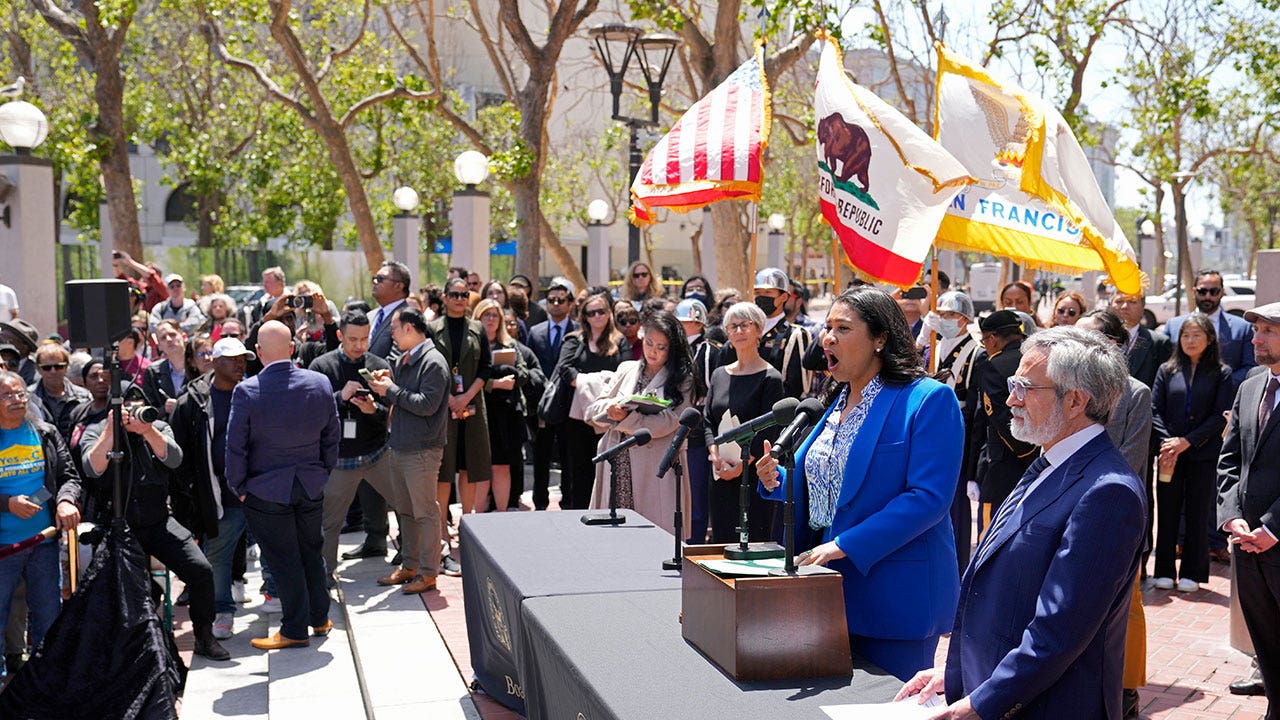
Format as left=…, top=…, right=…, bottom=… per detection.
left=586, top=310, right=695, bottom=537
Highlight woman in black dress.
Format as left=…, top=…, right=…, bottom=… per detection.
left=474, top=299, right=528, bottom=513
left=704, top=301, right=783, bottom=542
left=555, top=292, right=628, bottom=509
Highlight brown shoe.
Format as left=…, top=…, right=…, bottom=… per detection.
left=250, top=632, right=310, bottom=650
left=401, top=575, right=437, bottom=594
left=312, top=620, right=334, bottom=637
left=377, top=567, right=416, bottom=586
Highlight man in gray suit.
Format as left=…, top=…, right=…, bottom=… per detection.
left=1219, top=301, right=1280, bottom=718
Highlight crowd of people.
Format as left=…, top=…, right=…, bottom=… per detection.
left=0, top=256, right=1279, bottom=720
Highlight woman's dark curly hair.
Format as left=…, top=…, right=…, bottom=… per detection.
left=818, top=287, right=924, bottom=405
left=640, top=309, right=693, bottom=408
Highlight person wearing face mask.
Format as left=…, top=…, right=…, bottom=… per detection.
left=680, top=275, right=715, bottom=313
left=716, top=268, right=813, bottom=400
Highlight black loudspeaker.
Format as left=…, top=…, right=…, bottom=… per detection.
left=65, top=279, right=133, bottom=348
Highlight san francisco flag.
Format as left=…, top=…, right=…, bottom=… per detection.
left=630, top=46, right=769, bottom=225
left=934, top=45, right=1142, bottom=294
left=815, top=39, right=973, bottom=287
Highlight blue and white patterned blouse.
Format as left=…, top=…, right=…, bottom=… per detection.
left=804, top=377, right=884, bottom=530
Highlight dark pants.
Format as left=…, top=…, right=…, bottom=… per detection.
left=686, top=445, right=711, bottom=544
left=244, top=482, right=330, bottom=641
left=134, top=517, right=215, bottom=635
left=356, top=480, right=388, bottom=551
left=532, top=424, right=559, bottom=510
left=561, top=419, right=600, bottom=510
left=1154, top=457, right=1214, bottom=583
left=1236, top=547, right=1280, bottom=720
left=951, top=475, right=972, bottom=577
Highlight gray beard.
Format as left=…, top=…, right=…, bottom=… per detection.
left=1011, top=405, right=1065, bottom=447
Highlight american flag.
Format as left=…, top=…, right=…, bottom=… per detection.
left=630, top=47, right=770, bottom=225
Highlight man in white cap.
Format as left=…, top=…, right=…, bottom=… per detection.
left=1218, top=301, right=1280, bottom=717
left=148, top=273, right=205, bottom=334
left=718, top=268, right=812, bottom=398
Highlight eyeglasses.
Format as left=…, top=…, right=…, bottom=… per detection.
left=371, top=275, right=391, bottom=285
left=617, top=317, right=639, bottom=327
left=39, top=363, right=68, bottom=372
left=1195, top=287, right=1222, bottom=297
left=632, top=271, right=650, bottom=279
left=546, top=297, right=569, bottom=305
left=446, top=292, right=469, bottom=300
left=1007, top=376, right=1057, bottom=402
left=196, top=351, right=214, bottom=359
left=726, top=322, right=754, bottom=333
left=0, top=390, right=27, bottom=402
left=1055, top=307, right=1079, bottom=317
left=584, top=308, right=608, bottom=318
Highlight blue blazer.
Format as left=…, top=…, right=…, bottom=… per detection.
left=1167, top=312, right=1255, bottom=386
left=945, top=432, right=1145, bottom=720
left=225, top=362, right=341, bottom=504
left=761, top=377, right=963, bottom=640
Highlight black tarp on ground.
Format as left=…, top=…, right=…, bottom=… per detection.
left=0, top=521, right=185, bottom=719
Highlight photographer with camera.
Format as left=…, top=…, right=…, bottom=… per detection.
left=242, top=288, right=338, bottom=376
left=79, top=385, right=228, bottom=661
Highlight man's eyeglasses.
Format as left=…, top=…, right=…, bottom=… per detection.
left=1007, top=376, right=1057, bottom=402
left=446, top=291, right=469, bottom=300
left=1195, top=287, right=1222, bottom=297
left=1055, top=307, right=1079, bottom=317
left=546, top=297, right=569, bottom=305
left=0, top=390, right=27, bottom=403
left=39, top=363, right=68, bottom=372
left=584, top=308, right=608, bottom=318
left=371, top=275, right=392, bottom=285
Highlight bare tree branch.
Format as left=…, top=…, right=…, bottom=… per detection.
left=200, top=19, right=315, bottom=125
left=317, top=0, right=372, bottom=82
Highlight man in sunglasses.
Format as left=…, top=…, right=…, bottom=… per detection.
left=27, top=344, right=90, bottom=443
left=526, top=278, right=576, bottom=511
left=368, top=261, right=412, bottom=363
left=1166, top=269, right=1255, bottom=387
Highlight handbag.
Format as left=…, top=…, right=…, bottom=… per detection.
left=537, top=337, right=584, bottom=425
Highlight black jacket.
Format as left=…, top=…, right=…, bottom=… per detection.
left=967, top=339, right=1038, bottom=505
left=169, top=372, right=229, bottom=538
left=307, top=349, right=391, bottom=458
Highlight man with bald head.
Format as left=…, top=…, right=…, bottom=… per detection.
left=226, top=320, right=341, bottom=650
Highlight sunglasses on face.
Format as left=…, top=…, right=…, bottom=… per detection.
left=632, top=272, right=650, bottom=279
left=39, top=363, right=68, bottom=372
left=617, top=317, right=639, bottom=327
left=1055, top=307, right=1078, bottom=317
left=1195, top=287, right=1222, bottom=297
left=584, top=308, right=608, bottom=318
left=547, top=297, right=569, bottom=305
left=196, top=351, right=214, bottom=359
left=446, top=292, right=469, bottom=300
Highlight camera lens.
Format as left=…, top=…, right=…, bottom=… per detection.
left=289, top=295, right=307, bottom=309
left=128, top=405, right=159, bottom=423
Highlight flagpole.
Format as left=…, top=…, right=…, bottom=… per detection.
left=929, top=252, right=940, bottom=374
left=749, top=202, right=759, bottom=281
left=832, top=231, right=841, bottom=291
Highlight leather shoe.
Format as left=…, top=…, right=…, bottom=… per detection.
left=1229, top=675, right=1265, bottom=696
left=312, top=620, right=334, bottom=637
left=342, top=544, right=387, bottom=560
left=194, top=633, right=231, bottom=661
left=1122, top=688, right=1140, bottom=718
left=251, top=633, right=310, bottom=650
left=402, top=575, right=437, bottom=594
left=377, top=567, right=416, bottom=586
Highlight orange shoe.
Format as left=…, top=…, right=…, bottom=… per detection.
left=250, top=632, right=310, bottom=650
left=377, top=567, right=416, bottom=586
left=312, top=620, right=334, bottom=637
left=401, top=575, right=437, bottom=594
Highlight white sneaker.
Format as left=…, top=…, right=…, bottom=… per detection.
left=247, top=544, right=259, bottom=561
left=1152, top=577, right=1175, bottom=590
left=260, top=595, right=282, bottom=613
left=212, top=612, right=234, bottom=639
left=231, top=581, right=247, bottom=604
left=1175, top=578, right=1200, bottom=592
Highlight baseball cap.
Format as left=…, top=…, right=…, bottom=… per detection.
left=164, top=273, right=184, bottom=286
left=979, top=310, right=1025, bottom=334
left=753, top=268, right=789, bottom=292
left=937, top=291, right=975, bottom=319
left=548, top=276, right=576, bottom=296
left=674, top=299, right=708, bottom=325
left=1245, top=302, right=1280, bottom=324
left=211, top=337, right=257, bottom=361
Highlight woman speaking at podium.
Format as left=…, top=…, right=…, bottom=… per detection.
left=755, top=287, right=964, bottom=682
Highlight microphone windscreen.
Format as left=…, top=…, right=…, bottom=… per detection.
left=632, top=428, right=653, bottom=446
left=771, top=397, right=800, bottom=425
left=796, top=398, right=826, bottom=421
left=678, top=407, right=703, bottom=429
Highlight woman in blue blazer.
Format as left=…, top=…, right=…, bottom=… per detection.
left=756, top=287, right=964, bottom=681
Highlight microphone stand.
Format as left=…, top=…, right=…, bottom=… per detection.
left=581, top=457, right=627, bottom=526
left=768, top=441, right=823, bottom=576
left=107, top=344, right=125, bottom=524
left=723, top=430, right=785, bottom=561
left=661, top=457, right=684, bottom=570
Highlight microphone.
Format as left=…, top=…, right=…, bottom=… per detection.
left=657, top=408, right=702, bottom=478
left=711, top=397, right=799, bottom=446
left=772, top=398, right=826, bottom=459
left=592, top=428, right=652, bottom=464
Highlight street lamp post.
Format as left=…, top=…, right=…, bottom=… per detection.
left=766, top=213, right=786, bottom=271
left=586, top=199, right=611, bottom=286
left=392, top=186, right=421, bottom=283
left=451, top=151, right=491, bottom=284
left=0, top=96, right=55, bottom=335
left=589, top=24, right=679, bottom=265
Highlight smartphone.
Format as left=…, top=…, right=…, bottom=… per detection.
left=903, top=286, right=928, bottom=300
left=358, top=368, right=374, bottom=382
left=354, top=388, right=372, bottom=399
left=29, top=486, right=52, bottom=507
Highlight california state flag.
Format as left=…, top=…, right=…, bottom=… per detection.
left=815, top=39, right=973, bottom=286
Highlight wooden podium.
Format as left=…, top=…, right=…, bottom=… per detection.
left=680, top=544, right=852, bottom=681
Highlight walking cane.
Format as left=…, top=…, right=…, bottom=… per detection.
left=68, top=526, right=78, bottom=594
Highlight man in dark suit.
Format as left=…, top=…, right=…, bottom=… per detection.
left=524, top=278, right=576, bottom=510
left=966, top=310, right=1038, bottom=537
left=1218, top=301, right=1280, bottom=718
left=1165, top=270, right=1254, bottom=385
left=226, top=320, right=341, bottom=650
left=898, top=326, right=1146, bottom=719
left=367, top=260, right=412, bottom=363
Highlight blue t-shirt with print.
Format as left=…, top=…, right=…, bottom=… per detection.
left=0, top=423, right=52, bottom=544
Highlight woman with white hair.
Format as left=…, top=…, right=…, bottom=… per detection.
left=198, top=293, right=237, bottom=338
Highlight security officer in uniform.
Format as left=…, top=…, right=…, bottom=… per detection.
left=965, top=309, right=1037, bottom=540
left=717, top=268, right=812, bottom=399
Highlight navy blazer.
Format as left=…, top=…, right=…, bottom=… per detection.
left=761, top=377, right=963, bottom=641
left=1151, top=362, right=1232, bottom=463
left=527, top=318, right=576, bottom=376
left=1167, top=312, right=1255, bottom=386
left=367, top=300, right=406, bottom=362
left=946, top=432, right=1145, bottom=720
left=225, top=362, right=340, bottom=504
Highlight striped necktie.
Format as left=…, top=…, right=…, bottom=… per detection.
left=978, top=454, right=1051, bottom=562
